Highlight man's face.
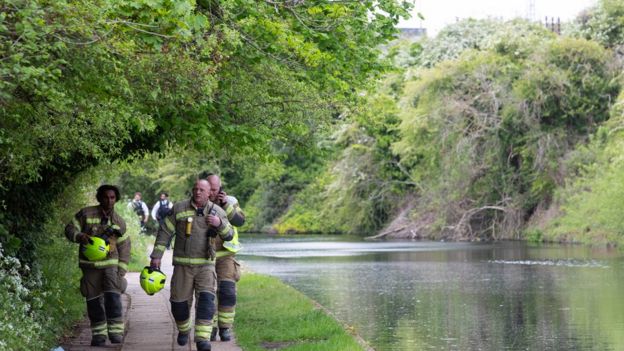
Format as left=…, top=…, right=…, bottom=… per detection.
left=207, top=176, right=221, bottom=202
left=160, top=194, right=166, bottom=200
left=101, top=190, right=117, bottom=211
left=134, top=194, right=141, bottom=201
left=192, top=180, right=211, bottom=207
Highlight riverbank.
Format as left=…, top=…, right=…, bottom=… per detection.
left=236, top=273, right=370, bottom=351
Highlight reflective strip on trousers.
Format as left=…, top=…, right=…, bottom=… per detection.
left=108, top=321, right=124, bottom=335
left=91, top=322, right=108, bottom=336
left=218, top=311, right=235, bottom=326
left=176, top=318, right=192, bottom=333
left=195, top=324, right=213, bottom=340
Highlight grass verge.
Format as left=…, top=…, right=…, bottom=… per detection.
left=236, top=273, right=367, bottom=351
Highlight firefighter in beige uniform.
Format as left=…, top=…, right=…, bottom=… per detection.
left=65, top=185, right=130, bottom=346
left=206, top=174, right=244, bottom=342
left=150, top=179, right=234, bottom=351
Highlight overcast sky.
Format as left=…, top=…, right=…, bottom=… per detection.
left=399, top=0, right=598, bottom=36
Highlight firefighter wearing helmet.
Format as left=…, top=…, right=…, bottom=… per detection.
left=65, top=184, right=130, bottom=346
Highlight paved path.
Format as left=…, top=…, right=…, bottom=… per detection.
left=61, top=249, right=242, bottom=351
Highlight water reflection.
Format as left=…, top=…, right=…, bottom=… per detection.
left=238, top=236, right=624, bottom=351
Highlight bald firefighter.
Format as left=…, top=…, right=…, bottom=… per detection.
left=206, top=174, right=244, bottom=342
left=65, top=184, right=130, bottom=346
left=150, top=179, right=234, bottom=351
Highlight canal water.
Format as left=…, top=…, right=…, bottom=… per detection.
left=237, top=235, right=624, bottom=351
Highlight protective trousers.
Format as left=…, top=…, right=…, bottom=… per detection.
left=170, top=265, right=217, bottom=342
left=80, top=267, right=124, bottom=338
left=214, top=255, right=241, bottom=329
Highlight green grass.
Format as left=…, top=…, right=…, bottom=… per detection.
left=116, top=204, right=151, bottom=271
left=236, top=273, right=367, bottom=351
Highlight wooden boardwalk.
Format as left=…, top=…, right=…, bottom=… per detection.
left=60, top=249, right=242, bottom=351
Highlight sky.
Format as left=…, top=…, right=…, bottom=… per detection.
left=399, top=0, right=598, bottom=36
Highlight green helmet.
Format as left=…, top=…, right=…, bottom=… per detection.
left=140, top=266, right=166, bottom=295
left=81, top=236, right=110, bottom=261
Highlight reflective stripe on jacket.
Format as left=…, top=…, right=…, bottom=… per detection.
left=150, top=199, right=234, bottom=265
left=65, top=205, right=129, bottom=270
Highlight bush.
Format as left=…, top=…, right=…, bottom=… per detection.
left=566, top=0, right=624, bottom=48
left=0, top=244, right=46, bottom=351
left=542, top=92, right=624, bottom=245
left=392, top=34, right=619, bottom=240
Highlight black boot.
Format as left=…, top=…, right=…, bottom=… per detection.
left=90, top=334, right=106, bottom=346
left=109, top=334, right=123, bottom=344
left=197, top=340, right=212, bottom=351
left=177, top=332, right=189, bottom=346
left=219, top=328, right=232, bottom=342
left=210, top=327, right=218, bottom=341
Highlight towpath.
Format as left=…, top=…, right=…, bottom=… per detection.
left=60, top=248, right=242, bottom=351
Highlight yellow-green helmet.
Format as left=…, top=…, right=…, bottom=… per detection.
left=140, top=266, right=166, bottom=295
left=81, top=237, right=110, bottom=261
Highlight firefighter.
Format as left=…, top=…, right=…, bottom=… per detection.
left=150, top=179, right=234, bottom=351
left=65, top=184, right=130, bottom=346
left=205, top=173, right=244, bottom=342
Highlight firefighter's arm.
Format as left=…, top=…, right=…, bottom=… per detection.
left=65, top=210, right=89, bottom=244
left=150, top=211, right=175, bottom=260
left=116, top=219, right=130, bottom=275
left=215, top=207, right=234, bottom=242
left=117, top=237, right=131, bottom=275
left=224, top=197, right=246, bottom=227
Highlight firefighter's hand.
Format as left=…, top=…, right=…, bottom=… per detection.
left=105, top=227, right=123, bottom=237
left=206, top=214, right=222, bottom=227
left=150, top=258, right=161, bottom=269
left=217, top=191, right=228, bottom=206
left=77, top=233, right=91, bottom=244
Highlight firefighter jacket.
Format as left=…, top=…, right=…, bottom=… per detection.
left=215, top=195, right=244, bottom=258
left=65, top=205, right=130, bottom=272
left=150, top=199, right=234, bottom=266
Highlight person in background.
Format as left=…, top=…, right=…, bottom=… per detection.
left=206, top=173, right=245, bottom=342
left=149, top=179, right=234, bottom=351
left=151, top=192, right=174, bottom=248
left=65, top=185, right=130, bottom=346
left=129, top=191, right=149, bottom=233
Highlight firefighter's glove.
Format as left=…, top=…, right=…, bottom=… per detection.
left=105, top=226, right=123, bottom=237
left=77, top=233, right=91, bottom=244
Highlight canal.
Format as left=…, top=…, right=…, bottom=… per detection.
left=238, top=235, right=624, bottom=351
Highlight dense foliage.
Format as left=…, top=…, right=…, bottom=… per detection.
left=566, top=0, right=624, bottom=48
left=1, top=0, right=412, bottom=348
left=254, top=16, right=621, bottom=240
left=393, top=36, right=618, bottom=239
